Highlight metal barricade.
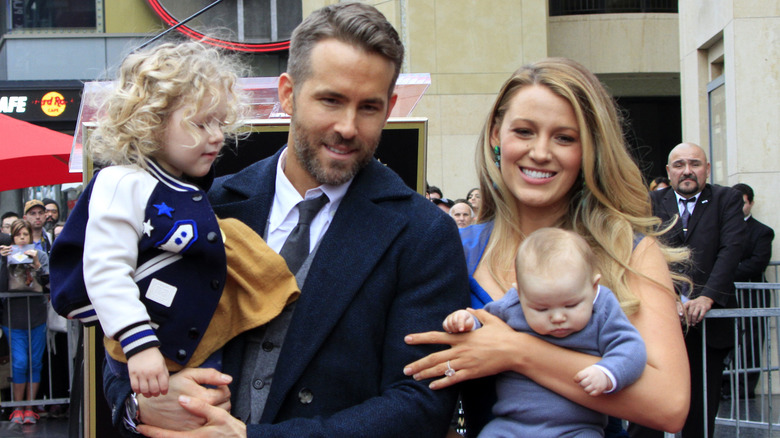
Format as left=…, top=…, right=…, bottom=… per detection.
left=0, top=291, right=73, bottom=410
left=704, top=282, right=780, bottom=437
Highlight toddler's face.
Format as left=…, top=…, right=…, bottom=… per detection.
left=158, top=94, right=228, bottom=178
left=518, top=267, right=598, bottom=338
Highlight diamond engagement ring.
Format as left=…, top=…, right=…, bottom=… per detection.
left=444, top=360, right=456, bottom=377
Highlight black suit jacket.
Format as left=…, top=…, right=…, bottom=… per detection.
left=0, top=232, right=11, bottom=290
left=734, top=216, right=774, bottom=283
left=651, top=184, right=746, bottom=348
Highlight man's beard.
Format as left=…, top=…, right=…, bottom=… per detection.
left=676, top=176, right=700, bottom=196
left=291, top=117, right=378, bottom=186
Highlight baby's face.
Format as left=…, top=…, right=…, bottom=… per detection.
left=518, top=268, right=598, bottom=338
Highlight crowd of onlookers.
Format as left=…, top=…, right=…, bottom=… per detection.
left=425, top=185, right=481, bottom=229
left=0, top=198, right=69, bottom=425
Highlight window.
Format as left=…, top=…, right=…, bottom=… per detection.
left=549, top=0, right=677, bottom=16
left=148, top=0, right=301, bottom=52
left=7, top=0, right=99, bottom=32
left=707, top=75, right=726, bottom=185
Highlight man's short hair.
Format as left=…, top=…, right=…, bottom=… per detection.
left=732, top=183, right=754, bottom=203
left=42, top=198, right=59, bottom=212
left=1, top=211, right=20, bottom=222
left=287, top=2, right=404, bottom=97
left=427, top=186, right=443, bottom=198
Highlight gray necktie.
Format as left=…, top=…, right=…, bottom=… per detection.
left=279, top=194, right=329, bottom=273
left=680, top=197, right=695, bottom=234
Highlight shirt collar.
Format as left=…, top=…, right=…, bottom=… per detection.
left=268, top=147, right=352, bottom=233
left=674, top=191, right=697, bottom=204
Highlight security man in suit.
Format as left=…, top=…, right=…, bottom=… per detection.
left=730, top=183, right=775, bottom=397
left=636, top=143, right=746, bottom=438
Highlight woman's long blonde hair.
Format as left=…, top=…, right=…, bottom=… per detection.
left=89, top=41, right=248, bottom=168
left=476, top=58, right=687, bottom=314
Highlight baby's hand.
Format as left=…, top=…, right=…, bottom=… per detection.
left=127, top=347, right=169, bottom=397
left=574, top=365, right=612, bottom=396
left=443, top=309, right=476, bottom=333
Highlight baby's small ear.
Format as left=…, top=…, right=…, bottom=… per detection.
left=592, top=273, right=601, bottom=289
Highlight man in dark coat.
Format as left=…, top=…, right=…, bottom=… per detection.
left=730, top=183, right=774, bottom=397
left=632, top=142, right=745, bottom=438
left=103, top=3, right=469, bottom=438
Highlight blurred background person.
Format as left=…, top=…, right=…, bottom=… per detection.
left=648, top=176, right=670, bottom=191
left=466, top=188, right=481, bottom=216
left=433, top=197, right=454, bottom=215
left=1, top=212, right=19, bottom=234
left=428, top=185, right=443, bottom=201
left=42, top=199, right=60, bottom=234
left=727, top=182, right=775, bottom=399
left=449, top=199, right=475, bottom=229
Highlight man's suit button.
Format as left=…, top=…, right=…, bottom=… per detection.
left=176, top=349, right=187, bottom=361
left=188, top=328, right=199, bottom=339
left=192, top=193, right=203, bottom=202
left=252, top=379, right=264, bottom=390
left=262, top=341, right=274, bottom=352
left=298, top=388, right=313, bottom=404
left=207, top=231, right=218, bottom=243
left=211, top=279, right=220, bottom=290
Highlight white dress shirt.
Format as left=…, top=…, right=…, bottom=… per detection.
left=266, top=147, right=351, bottom=253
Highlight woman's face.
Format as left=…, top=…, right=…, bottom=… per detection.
left=491, top=84, right=582, bottom=216
left=467, top=189, right=481, bottom=211
left=13, top=228, right=31, bottom=245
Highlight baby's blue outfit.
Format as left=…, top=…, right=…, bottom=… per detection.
left=479, top=286, right=645, bottom=437
left=460, top=222, right=646, bottom=438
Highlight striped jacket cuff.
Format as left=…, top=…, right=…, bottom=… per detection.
left=118, top=323, right=161, bottom=359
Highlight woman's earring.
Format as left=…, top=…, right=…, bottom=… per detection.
left=492, top=145, right=501, bottom=168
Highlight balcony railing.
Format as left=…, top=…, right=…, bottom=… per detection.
left=549, top=0, right=677, bottom=16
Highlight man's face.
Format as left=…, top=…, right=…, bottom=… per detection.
left=45, top=204, right=59, bottom=223
left=450, top=203, right=473, bottom=228
left=666, top=144, right=710, bottom=197
left=1, top=216, right=18, bottom=234
left=742, top=194, right=753, bottom=218
left=24, top=206, right=45, bottom=231
left=279, top=38, right=397, bottom=193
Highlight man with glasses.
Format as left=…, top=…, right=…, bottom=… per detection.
left=1, top=212, right=19, bottom=234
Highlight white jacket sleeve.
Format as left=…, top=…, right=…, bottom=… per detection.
left=83, top=166, right=158, bottom=342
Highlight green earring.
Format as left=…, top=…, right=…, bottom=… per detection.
left=492, top=145, right=501, bottom=168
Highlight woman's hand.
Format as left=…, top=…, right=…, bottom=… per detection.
left=138, top=395, right=246, bottom=438
left=137, top=368, right=232, bottom=432
left=23, top=250, right=40, bottom=268
left=404, top=309, right=523, bottom=389
left=0, top=245, right=11, bottom=257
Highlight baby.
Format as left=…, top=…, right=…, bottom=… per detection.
left=444, top=228, right=646, bottom=437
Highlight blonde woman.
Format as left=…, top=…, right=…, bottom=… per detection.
left=405, top=58, right=690, bottom=435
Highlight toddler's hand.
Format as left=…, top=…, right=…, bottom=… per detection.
left=128, top=347, right=169, bottom=398
left=574, top=365, right=612, bottom=396
left=443, top=309, right=476, bottom=333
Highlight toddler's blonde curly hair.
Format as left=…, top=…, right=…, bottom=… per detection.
left=89, top=41, right=248, bottom=169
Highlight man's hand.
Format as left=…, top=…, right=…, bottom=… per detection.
left=138, top=395, right=246, bottom=438
left=683, top=296, right=714, bottom=325
left=137, top=368, right=232, bottom=432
